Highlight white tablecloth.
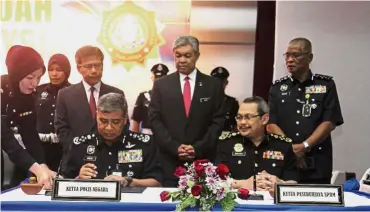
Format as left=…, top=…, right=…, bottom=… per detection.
left=2, top=187, right=370, bottom=207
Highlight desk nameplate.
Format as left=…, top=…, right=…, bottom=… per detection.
left=275, top=184, right=344, bottom=206
left=52, top=179, right=121, bottom=201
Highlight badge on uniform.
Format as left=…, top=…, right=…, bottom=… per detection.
left=125, top=142, right=135, bottom=149
left=118, top=149, right=143, bottom=163
left=87, top=145, right=95, bottom=154
left=41, top=92, right=48, bottom=99
left=232, top=143, right=246, bottom=156
left=280, top=84, right=288, bottom=92
left=305, top=85, right=326, bottom=94
left=302, top=94, right=312, bottom=117
left=263, top=151, right=284, bottom=160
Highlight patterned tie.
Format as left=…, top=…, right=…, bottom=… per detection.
left=89, top=86, right=97, bottom=119
left=183, top=76, right=191, bottom=117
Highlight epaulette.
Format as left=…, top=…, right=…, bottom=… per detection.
left=127, top=132, right=151, bottom=143
left=268, top=133, right=292, bottom=143
left=314, top=74, right=333, bottom=81
left=73, top=133, right=98, bottom=145
left=273, top=76, right=291, bottom=85
left=219, top=132, right=240, bottom=140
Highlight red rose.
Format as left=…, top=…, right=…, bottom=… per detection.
left=160, top=191, right=170, bottom=202
left=174, top=166, right=186, bottom=178
left=238, top=188, right=250, bottom=200
left=194, top=164, right=205, bottom=176
left=216, top=163, right=230, bottom=179
left=191, top=184, right=203, bottom=196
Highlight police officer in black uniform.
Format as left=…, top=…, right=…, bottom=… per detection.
left=63, top=93, right=162, bottom=187
left=267, top=37, right=344, bottom=184
left=36, top=54, right=71, bottom=171
left=130, top=63, right=169, bottom=134
left=1, top=45, right=50, bottom=188
left=210, top=67, right=239, bottom=133
left=218, top=97, right=298, bottom=192
left=1, top=116, right=54, bottom=190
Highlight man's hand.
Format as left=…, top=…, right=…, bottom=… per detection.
left=292, top=143, right=305, bottom=157
left=178, top=144, right=189, bottom=160
left=256, top=170, right=282, bottom=191
left=184, top=145, right=195, bottom=159
left=104, top=175, right=126, bottom=185
left=232, top=176, right=254, bottom=189
left=79, top=163, right=97, bottom=179
left=178, top=144, right=195, bottom=160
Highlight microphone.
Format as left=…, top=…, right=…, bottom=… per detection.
left=44, top=157, right=64, bottom=196
left=246, top=138, right=264, bottom=200
left=247, top=170, right=264, bottom=200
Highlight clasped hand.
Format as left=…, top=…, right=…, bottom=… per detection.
left=178, top=144, right=195, bottom=161
left=256, top=170, right=282, bottom=191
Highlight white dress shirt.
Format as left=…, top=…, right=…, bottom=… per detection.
left=82, top=80, right=101, bottom=105
left=179, top=69, right=197, bottom=100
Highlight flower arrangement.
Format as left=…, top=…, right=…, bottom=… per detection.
left=160, top=159, right=250, bottom=211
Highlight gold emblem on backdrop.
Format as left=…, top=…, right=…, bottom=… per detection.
left=98, top=1, right=164, bottom=70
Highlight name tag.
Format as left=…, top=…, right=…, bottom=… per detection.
left=275, top=184, right=344, bottom=206
left=52, top=179, right=121, bottom=201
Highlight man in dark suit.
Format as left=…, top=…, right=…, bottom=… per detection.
left=149, top=36, right=225, bottom=187
left=55, top=45, right=123, bottom=173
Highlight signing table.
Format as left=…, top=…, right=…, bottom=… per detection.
left=1, top=187, right=370, bottom=211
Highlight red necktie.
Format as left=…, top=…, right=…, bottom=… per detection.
left=89, top=87, right=97, bottom=119
left=183, top=76, right=191, bottom=117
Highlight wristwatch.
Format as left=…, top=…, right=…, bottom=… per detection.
left=303, top=141, right=311, bottom=152
left=123, top=176, right=133, bottom=187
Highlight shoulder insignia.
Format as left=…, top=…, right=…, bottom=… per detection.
left=314, top=74, right=333, bottom=81
left=269, top=133, right=292, bottom=143
left=219, top=132, right=240, bottom=140
left=73, top=133, right=97, bottom=145
left=273, top=76, right=291, bottom=85
left=128, top=132, right=151, bottom=143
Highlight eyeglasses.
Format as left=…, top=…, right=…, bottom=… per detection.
left=79, top=63, right=103, bottom=70
left=235, top=114, right=261, bottom=121
left=283, top=52, right=310, bottom=59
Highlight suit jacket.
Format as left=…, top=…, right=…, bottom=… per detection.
left=54, top=81, right=124, bottom=153
left=148, top=70, right=225, bottom=186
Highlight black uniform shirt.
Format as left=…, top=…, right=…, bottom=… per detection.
left=62, top=131, right=162, bottom=183
left=36, top=82, right=70, bottom=133
left=131, top=91, right=151, bottom=129
left=218, top=132, right=298, bottom=182
left=1, top=75, right=45, bottom=164
left=1, top=115, right=35, bottom=171
left=268, top=73, right=343, bottom=179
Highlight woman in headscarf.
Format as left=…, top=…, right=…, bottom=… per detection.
left=36, top=54, right=71, bottom=171
left=1, top=45, right=55, bottom=189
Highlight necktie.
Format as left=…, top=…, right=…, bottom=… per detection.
left=89, top=87, right=97, bottom=119
left=183, top=76, right=191, bottom=117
